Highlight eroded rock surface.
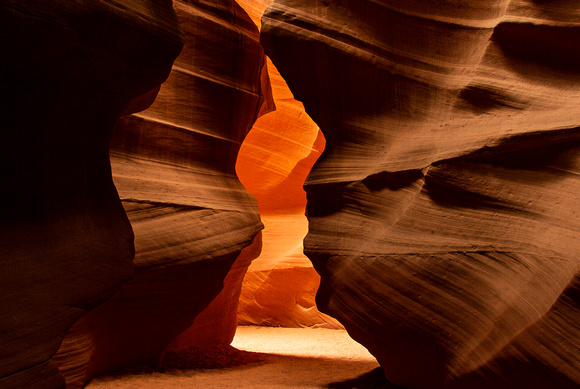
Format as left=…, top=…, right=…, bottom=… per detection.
left=262, top=1, right=580, bottom=388
left=235, top=0, right=339, bottom=328
left=237, top=214, right=342, bottom=328
left=0, top=1, right=182, bottom=388
left=51, top=1, right=271, bottom=387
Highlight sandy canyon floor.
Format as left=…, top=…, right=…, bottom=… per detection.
left=86, top=326, right=396, bottom=388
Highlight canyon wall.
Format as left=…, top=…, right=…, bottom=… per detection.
left=235, top=56, right=338, bottom=329
left=4, top=1, right=580, bottom=388
left=0, top=1, right=182, bottom=388
left=1, top=1, right=271, bottom=388
left=261, top=0, right=580, bottom=388
left=235, top=0, right=340, bottom=328
left=53, top=1, right=271, bottom=387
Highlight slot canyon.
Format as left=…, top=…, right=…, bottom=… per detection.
left=1, top=1, right=579, bottom=388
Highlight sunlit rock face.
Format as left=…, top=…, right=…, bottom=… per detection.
left=262, top=1, right=580, bottom=388
left=52, top=1, right=271, bottom=387
left=236, top=71, right=335, bottom=327
left=235, top=0, right=340, bottom=329
left=236, top=214, right=342, bottom=328
left=0, top=1, right=182, bottom=388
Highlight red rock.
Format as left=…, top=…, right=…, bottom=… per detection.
left=262, top=1, right=580, bottom=388
left=166, top=233, right=263, bottom=349
left=53, top=0, right=271, bottom=387
left=0, top=1, right=181, bottom=388
left=237, top=215, right=341, bottom=328
left=235, top=0, right=336, bottom=329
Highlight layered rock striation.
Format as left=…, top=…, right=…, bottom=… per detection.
left=262, top=1, right=580, bottom=388
left=235, top=57, right=336, bottom=328
left=235, top=0, right=339, bottom=328
left=52, top=1, right=273, bottom=387
left=0, top=1, right=182, bottom=388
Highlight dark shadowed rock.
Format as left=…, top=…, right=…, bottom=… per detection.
left=0, top=1, right=182, bottom=388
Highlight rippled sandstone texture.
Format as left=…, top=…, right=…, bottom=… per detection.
left=262, top=1, right=580, bottom=388
left=52, top=1, right=272, bottom=387
left=234, top=0, right=339, bottom=328
left=0, top=1, right=182, bottom=388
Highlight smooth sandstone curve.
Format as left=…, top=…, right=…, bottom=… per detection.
left=52, top=1, right=272, bottom=387
left=0, top=1, right=183, bottom=388
left=262, top=1, right=580, bottom=388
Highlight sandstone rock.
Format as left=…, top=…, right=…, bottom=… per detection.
left=236, top=104, right=336, bottom=328
left=51, top=1, right=271, bottom=387
left=236, top=67, right=325, bottom=215
left=237, top=0, right=274, bottom=30
left=235, top=0, right=338, bottom=328
left=0, top=1, right=182, bottom=388
left=262, top=1, right=580, bottom=388
left=166, top=233, right=262, bottom=349
left=237, top=215, right=341, bottom=328
left=235, top=98, right=332, bottom=328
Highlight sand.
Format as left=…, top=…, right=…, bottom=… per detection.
left=86, top=326, right=386, bottom=388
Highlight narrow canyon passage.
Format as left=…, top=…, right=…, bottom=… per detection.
left=2, top=1, right=579, bottom=388
left=233, top=0, right=337, bottom=331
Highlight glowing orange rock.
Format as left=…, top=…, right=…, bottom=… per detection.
left=237, top=214, right=341, bottom=328
left=235, top=0, right=337, bottom=329
left=236, top=62, right=335, bottom=328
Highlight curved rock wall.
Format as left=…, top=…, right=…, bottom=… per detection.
left=262, top=1, right=580, bottom=388
left=52, top=1, right=272, bottom=387
left=235, top=0, right=340, bottom=328
left=0, top=1, right=182, bottom=388
left=235, top=57, right=336, bottom=328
